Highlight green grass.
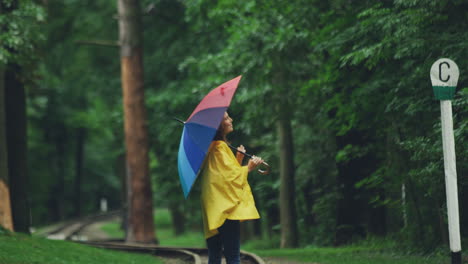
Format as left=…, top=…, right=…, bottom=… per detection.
left=154, top=208, right=172, bottom=228
left=242, top=236, right=451, bottom=264
left=154, top=208, right=205, bottom=247
left=247, top=247, right=449, bottom=264
left=156, top=228, right=205, bottom=247
left=3, top=208, right=452, bottom=264
left=100, top=208, right=206, bottom=248
left=100, top=209, right=452, bottom=264
left=0, top=231, right=163, bottom=264
left=100, top=221, right=125, bottom=238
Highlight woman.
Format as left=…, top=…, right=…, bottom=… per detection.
left=200, top=112, right=263, bottom=264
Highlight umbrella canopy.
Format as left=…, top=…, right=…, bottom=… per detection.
left=177, top=76, right=242, bottom=198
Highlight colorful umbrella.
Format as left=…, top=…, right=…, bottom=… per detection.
left=177, top=76, right=242, bottom=198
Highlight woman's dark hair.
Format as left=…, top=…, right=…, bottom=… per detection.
left=213, top=124, right=225, bottom=141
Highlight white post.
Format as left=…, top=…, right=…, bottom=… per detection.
left=440, top=100, right=461, bottom=254
left=430, top=58, right=461, bottom=264
left=100, top=198, right=108, bottom=213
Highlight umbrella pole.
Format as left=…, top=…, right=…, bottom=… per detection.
left=228, top=144, right=253, bottom=158
left=228, top=144, right=270, bottom=175
left=173, top=117, right=185, bottom=124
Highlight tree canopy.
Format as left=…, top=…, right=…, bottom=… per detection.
left=1, top=0, right=466, bottom=251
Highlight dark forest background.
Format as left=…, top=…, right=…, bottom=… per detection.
left=1, top=0, right=467, bottom=251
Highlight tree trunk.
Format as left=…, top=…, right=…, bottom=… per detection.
left=0, top=65, right=14, bottom=232
left=368, top=193, right=387, bottom=235
left=55, top=128, right=66, bottom=220
left=240, top=220, right=256, bottom=243
left=406, top=178, right=425, bottom=241
left=117, top=153, right=127, bottom=231
left=5, top=65, right=30, bottom=234
left=118, top=0, right=156, bottom=243
left=74, top=128, right=86, bottom=217
left=277, top=99, right=298, bottom=248
left=168, top=202, right=185, bottom=236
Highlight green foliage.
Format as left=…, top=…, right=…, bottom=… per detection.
left=21, top=0, right=468, bottom=253
left=309, top=0, right=468, bottom=249
left=154, top=208, right=172, bottom=229
left=26, top=0, right=122, bottom=224
left=0, top=0, right=45, bottom=65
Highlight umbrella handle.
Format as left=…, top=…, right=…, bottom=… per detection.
left=257, top=161, right=270, bottom=175
left=228, top=144, right=270, bottom=175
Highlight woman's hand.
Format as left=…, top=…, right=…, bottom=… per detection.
left=236, top=145, right=245, bottom=165
left=247, top=156, right=264, bottom=172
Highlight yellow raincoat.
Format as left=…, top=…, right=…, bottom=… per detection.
left=200, top=140, right=260, bottom=239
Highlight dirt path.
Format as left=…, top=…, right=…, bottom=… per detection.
left=75, top=215, right=120, bottom=241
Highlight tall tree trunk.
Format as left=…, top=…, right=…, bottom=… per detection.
left=117, top=153, right=127, bottom=231
left=5, top=65, right=30, bottom=234
left=74, top=128, right=86, bottom=217
left=406, top=178, right=425, bottom=242
left=368, top=193, right=387, bottom=235
left=44, top=120, right=61, bottom=222
left=240, top=220, right=256, bottom=243
left=168, top=202, right=185, bottom=236
left=277, top=98, right=298, bottom=248
left=0, top=66, right=14, bottom=231
left=55, top=128, right=66, bottom=220
left=118, top=0, right=156, bottom=243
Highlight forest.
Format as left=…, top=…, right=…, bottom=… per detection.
left=1, top=0, right=467, bottom=255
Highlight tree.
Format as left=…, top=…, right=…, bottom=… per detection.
left=32, top=0, right=124, bottom=224
left=6, top=0, right=465, bottom=250
left=5, top=64, right=30, bottom=233
left=314, top=0, right=468, bottom=248
left=0, top=64, right=13, bottom=232
left=0, top=0, right=44, bottom=234
left=117, top=0, right=156, bottom=243
left=276, top=94, right=298, bottom=248
left=180, top=0, right=316, bottom=247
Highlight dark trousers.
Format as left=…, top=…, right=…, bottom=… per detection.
left=206, top=220, right=240, bottom=264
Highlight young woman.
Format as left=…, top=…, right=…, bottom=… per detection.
left=200, top=112, right=263, bottom=264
